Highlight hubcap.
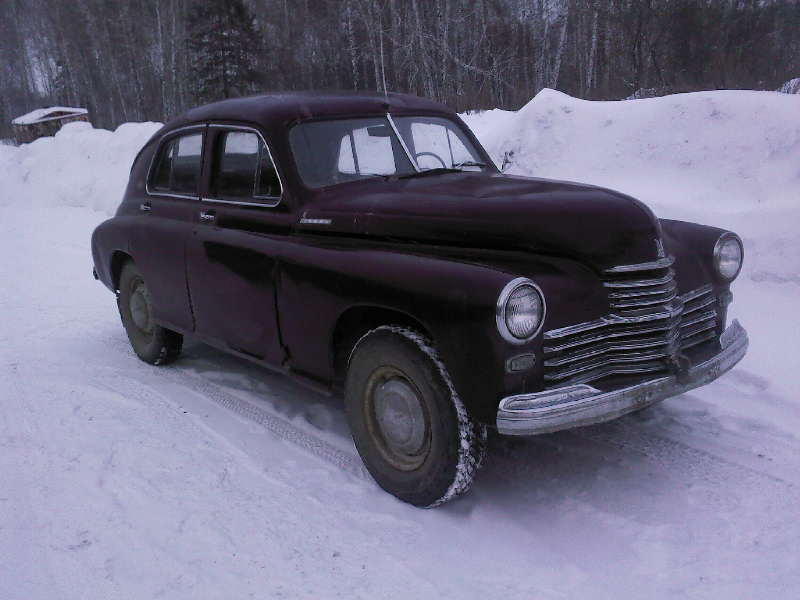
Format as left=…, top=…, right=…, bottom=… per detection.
left=366, top=368, right=430, bottom=471
left=129, top=281, right=153, bottom=334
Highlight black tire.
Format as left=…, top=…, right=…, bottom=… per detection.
left=117, top=260, right=183, bottom=365
left=344, top=326, right=487, bottom=507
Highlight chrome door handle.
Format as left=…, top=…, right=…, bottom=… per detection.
left=140, top=202, right=151, bottom=212
left=199, top=209, right=216, bottom=222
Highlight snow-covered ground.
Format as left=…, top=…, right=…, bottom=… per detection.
left=2, top=90, right=799, bottom=599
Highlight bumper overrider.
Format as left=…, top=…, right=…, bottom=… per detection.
left=496, top=319, right=748, bottom=435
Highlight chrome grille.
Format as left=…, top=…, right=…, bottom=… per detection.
left=604, top=256, right=677, bottom=314
left=543, top=258, right=718, bottom=387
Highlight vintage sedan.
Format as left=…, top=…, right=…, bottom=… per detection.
left=91, top=91, right=748, bottom=507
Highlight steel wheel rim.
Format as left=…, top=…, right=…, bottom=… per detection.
left=129, top=279, right=154, bottom=334
left=365, top=366, right=430, bottom=471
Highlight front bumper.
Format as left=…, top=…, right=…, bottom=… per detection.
left=496, top=319, right=748, bottom=435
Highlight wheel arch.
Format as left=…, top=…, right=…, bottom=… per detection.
left=110, top=250, right=134, bottom=291
left=330, top=304, right=433, bottom=392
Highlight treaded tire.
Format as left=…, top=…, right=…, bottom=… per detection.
left=344, top=326, right=487, bottom=507
left=117, top=260, right=183, bottom=365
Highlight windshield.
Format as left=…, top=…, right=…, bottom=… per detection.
left=289, top=115, right=490, bottom=189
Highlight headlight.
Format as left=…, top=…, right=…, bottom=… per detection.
left=496, top=278, right=546, bottom=344
left=713, top=233, right=743, bottom=281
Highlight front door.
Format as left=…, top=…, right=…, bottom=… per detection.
left=130, top=126, right=205, bottom=333
left=186, top=124, right=291, bottom=366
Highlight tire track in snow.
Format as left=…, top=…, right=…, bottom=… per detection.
left=159, top=366, right=371, bottom=481
left=100, top=334, right=370, bottom=481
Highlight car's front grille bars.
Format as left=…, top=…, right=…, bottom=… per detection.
left=603, top=256, right=678, bottom=314
left=542, top=258, right=718, bottom=387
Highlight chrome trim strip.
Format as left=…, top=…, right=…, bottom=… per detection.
left=386, top=113, right=420, bottom=172
left=680, top=309, right=717, bottom=329
left=681, top=283, right=713, bottom=302
left=679, top=331, right=717, bottom=351
left=201, top=197, right=278, bottom=208
left=148, top=192, right=199, bottom=201
left=607, top=281, right=677, bottom=298
left=611, top=291, right=678, bottom=308
left=497, top=320, right=748, bottom=435
left=682, top=295, right=716, bottom=315
left=604, top=256, right=675, bottom=273
left=603, top=271, right=675, bottom=288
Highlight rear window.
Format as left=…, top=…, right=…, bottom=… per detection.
left=150, top=132, right=203, bottom=196
left=211, top=130, right=281, bottom=200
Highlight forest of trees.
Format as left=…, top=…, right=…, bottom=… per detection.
left=2, top=0, right=799, bottom=139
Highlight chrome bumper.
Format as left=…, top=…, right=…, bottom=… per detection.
left=496, top=320, right=748, bottom=436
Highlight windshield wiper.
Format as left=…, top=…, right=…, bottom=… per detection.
left=359, top=173, right=397, bottom=181
left=452, top=161, right=489, bottom=169
left=398, top=167, right=462, bottom=179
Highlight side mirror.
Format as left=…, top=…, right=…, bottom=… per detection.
left=501, top=150, right=514, bottom=172
left=366, top=124, right=392, bottom=138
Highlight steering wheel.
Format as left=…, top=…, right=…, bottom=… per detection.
left=414, top=151, right=447, bottom=169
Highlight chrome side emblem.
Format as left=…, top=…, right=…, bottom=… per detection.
left=655, top=238, right=666, bottom=259
left=299, top=212, right=332, bottom=226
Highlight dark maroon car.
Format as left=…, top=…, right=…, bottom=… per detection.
left=91, top=91, right=748, bottom=507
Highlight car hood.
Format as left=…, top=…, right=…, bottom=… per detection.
left=302, top=172, right=664, bottom=271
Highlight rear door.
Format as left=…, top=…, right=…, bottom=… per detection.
left=186, top=124, right=291, bottom=365
left=132, top=125, right=205, bottom=333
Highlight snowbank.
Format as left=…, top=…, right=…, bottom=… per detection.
left=463, top=88, right=800, bottom=213
left=0, top=120, right=161, bottom=214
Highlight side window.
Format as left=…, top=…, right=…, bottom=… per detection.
left=150, top=132, right=203, bottom=196
left=212, top=130, right=280, bottom=200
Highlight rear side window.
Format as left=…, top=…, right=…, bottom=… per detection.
left=150, top=132, right=203, bottom=196
left=211, top=130, right=281, bottom=200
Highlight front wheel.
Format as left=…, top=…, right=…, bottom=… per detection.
left=344, top=326, right=487, bottom=507
left=117, top=261, right=183, bottom=365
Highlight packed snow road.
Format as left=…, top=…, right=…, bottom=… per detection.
left=3, top=88, right=800, bottom=598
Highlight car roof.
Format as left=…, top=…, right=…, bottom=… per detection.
left=159, top=91, right=455, bottom=134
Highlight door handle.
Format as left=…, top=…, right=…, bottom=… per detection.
left=199, top=209, right=216, bottom=223
left=140, top=201, right=151, bottom=212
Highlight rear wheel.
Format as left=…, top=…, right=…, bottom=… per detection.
left=344, top=326, right=486, bottom=507
left=117, top=261, right=182, bottom=365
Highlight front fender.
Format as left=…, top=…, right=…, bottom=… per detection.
left=277, top=239, right=600, bottom=425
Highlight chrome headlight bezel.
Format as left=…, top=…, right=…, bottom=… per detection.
left=713, top=232, right=744, bottom=282
left=496, top=277, right=546, bottom=344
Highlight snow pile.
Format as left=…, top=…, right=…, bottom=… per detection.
left=0, top=120, right=161, bottom=214
left=463, top=88, right=800, bottom=212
